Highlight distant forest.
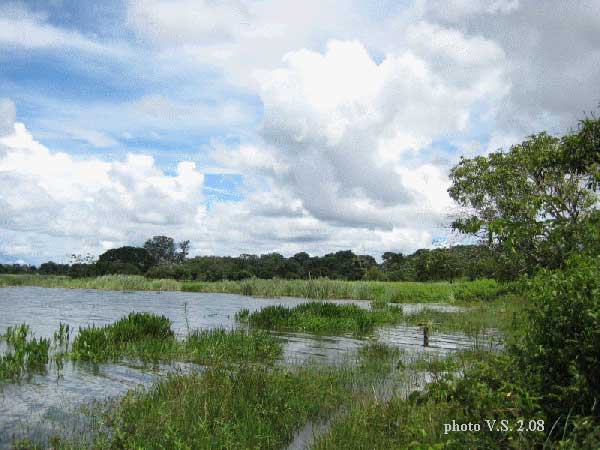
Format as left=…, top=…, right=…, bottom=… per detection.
left=0, top=235, right=508, bottom=282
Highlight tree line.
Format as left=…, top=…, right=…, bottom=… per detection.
left=0, top=238, right=502, bottom=282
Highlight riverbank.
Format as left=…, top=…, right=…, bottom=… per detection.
left=0, top=274, right=513, bottom=304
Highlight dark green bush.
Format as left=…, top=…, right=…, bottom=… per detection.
left=518, top=255, right=600, bottom=424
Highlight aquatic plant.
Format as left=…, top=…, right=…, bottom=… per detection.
left=71, top=312, right=175, bottom=362
left=0, top=324, right=50, bottom=381
left=238, top=302, right=403, bottom=335
left=185, top=328, right=282, bottom=363
left=401, top=293, right=524, bottom=336
left=92, top=365, right=350, bottom=450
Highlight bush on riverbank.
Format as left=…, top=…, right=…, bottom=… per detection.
left=315, top=255, right=600, bottom=449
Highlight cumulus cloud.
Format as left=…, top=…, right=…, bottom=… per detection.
left=0, top=117, right=444, bottom=263
left=3, top=0, right=600, bottom=263
left=422, top=0, right=600, bottom=134
left=0, top=122, right=206, bottom=261
left=216, top=36, right=508, bottom=231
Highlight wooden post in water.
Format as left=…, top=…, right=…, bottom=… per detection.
left=417, top=322, right=430, bottom=347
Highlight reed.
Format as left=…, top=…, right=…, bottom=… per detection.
left=1, top=274, right=512, bottom=303
left=0, top=274, right=180, bottom=291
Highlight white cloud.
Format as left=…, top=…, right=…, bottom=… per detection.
left=3, top=0, right=600, bottom=263
left=125, top=0, right=367, bottom=88
left=422, top=0, right=521, bottom=21
left=127, top=0, right=248, bottom=46
left=214, top=36, right=508, bottom=231
left=0, top=122, right=206, bottom=261
left=0, top=118, right=448, bottom=262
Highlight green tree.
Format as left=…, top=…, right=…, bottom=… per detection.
left=448, top=118, right=600, bottom=276
left=176, top=240, right=191, bottom=263
left=143, top=236, right=177, bottom=265
left=97, top=246, right=155, bottom=274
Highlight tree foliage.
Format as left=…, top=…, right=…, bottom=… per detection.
left=449, top=117, right=600, bottom=276
left=97, top=246, right=155, bottom=275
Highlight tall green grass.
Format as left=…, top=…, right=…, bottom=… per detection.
left=237, top=302, right=404, bottom=335
left=184, top=278, right=453, bottom=302
left=70, top=312, right=283, bottom=364
left=0, top=274, right=180, bottom=291
left=71, top=312, right=175, bottom=362
left=90, top=365, right=350, bottom=450
left=184, top=278, right=512, bottom=303
left=1, top=274, right=512, bottom=303
left=185, top=328, right=282, bottom=363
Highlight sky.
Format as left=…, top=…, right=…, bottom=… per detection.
left=1, top=0, right=599, bottom=264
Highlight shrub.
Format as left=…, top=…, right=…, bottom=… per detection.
left=518, top=255, right=600, bottom=423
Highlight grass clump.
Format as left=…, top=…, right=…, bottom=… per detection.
left=0, top=324, right=50, bottom=382
left=185, top=328, right=282, bottom=363
left=71, top=312, right=174, bottom=362
left=92, top=365, right=349, bottom=450
left=237, top=302, right=403, bottom=335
